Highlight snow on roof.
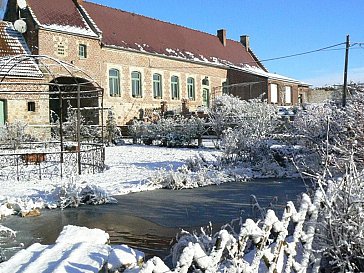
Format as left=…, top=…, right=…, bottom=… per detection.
left=0, top=21, right=30, bottom=56
left=81, top=1, right=263, bottom=70
left=231, top=64, right=310, bottom=86
left=0, top=23, right=43, bottom=78
left=26, top=0, right=98, bottom=38
left=0, top=55, right=43, bottom=78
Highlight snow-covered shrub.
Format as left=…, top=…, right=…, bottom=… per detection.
left=63, top=102, right=99, bottom=141
left=50, top=110, right=60, bottom=140
left=210, top=95, right=284, bottom=174
left=105, top=109, right=122, bottom=145
left=52, top=180, right=117, bottom=209
left=0, top=120, right=36, bottom=148
left=292, top=90, right=364, bottom=175
left=129, top=116, right=205, bottom=147
left=314, top=161, right=364, bottom=272
left=149, top=161, right=233, bottom=190
left=139, top=190, right=323, bottom=273
left=208, top=95, right=278, bottom=139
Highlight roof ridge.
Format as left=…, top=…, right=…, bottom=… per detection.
left=83, top=1, right=241, bottom=44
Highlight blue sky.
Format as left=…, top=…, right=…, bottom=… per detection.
left=86, top=0, right=363, bottom=87
left=2, top=0, right=363, bottom=86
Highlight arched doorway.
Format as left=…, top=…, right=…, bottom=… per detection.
left=49, top=77, right=99, bottom=125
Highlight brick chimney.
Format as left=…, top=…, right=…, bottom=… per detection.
left=73, top=0, right=83, bottom=5
left=240, top=35, right=250, bottom=52
left=217, top=29, right=227, bottom=46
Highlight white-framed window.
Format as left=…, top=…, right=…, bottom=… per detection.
left=109, top=68, right=120, bottom=97
left=202, top=88, right=210, bottom=107
left=285, top=86, right=292, bottom=104
left=131, top=71, right=142, bottom=97
left=270, top=83, right=278, bottom=104
left=171, top=75, right=180, bottom=100
left=79, top=44, right=87, bottom=59
left=187, top=77, right=195, bottom=100
left=153, top=73, right=162, bottom=98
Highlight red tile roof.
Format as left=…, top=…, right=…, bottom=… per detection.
left=0, top=22, right=42, bottom=78
left=82, top=1, right=261, bottom=69
left=26, top=0, right=88, bottom=30
left=24, top=0, right=263, bottom=69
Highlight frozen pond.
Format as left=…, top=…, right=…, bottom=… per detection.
left=0, top=178, right=308, bottom=260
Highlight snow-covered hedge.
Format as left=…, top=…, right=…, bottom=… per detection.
left=208, top=95, right=278, bottom=139
left=148, top=153, right=241, bottom=190
left=129, top=116, right=205, bottom=147
left=0, top=180, right=117, bottom=217
left=314, top=161, right=364, bottom=272
left=208, top=95, right=296, bottom=177
left=139, top=189, right=323, bottom=273
left=291, top=90, right=364, bottom=175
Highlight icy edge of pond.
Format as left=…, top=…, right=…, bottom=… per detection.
left=0, top=180, right=118, bottom=219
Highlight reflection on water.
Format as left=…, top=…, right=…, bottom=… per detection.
left=0, top=179, right=308, bottom=260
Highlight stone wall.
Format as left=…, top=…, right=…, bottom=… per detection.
left=0, top=80, right=50, bottom=139
left=307, top=88, right=342, bottom=103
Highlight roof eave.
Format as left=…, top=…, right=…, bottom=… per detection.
left=103, top=44, right=230, bottom=70
left=38, top=25, right=100, bottom=40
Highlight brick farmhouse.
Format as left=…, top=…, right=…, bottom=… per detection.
left=2, top=0, right=309, bottom=127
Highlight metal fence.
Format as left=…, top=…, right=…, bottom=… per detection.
left=0, top=142, right=105, bottom=181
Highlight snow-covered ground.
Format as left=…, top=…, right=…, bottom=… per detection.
left=0, top=143, right=221, bottom=218
left=0, top=143, right=222, bottom=272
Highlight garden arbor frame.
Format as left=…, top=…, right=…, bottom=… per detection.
left=0, top=54, right=105, bottom=179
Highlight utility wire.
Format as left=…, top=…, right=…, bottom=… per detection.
left=256, top=42, right=346, bottom=64
left=148, top=41, right=349, bottom=69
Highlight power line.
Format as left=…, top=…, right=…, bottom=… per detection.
left=256, top=42, right=346, bottom=64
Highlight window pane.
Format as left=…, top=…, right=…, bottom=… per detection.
left=285, top=86, right=292, bottom=103
left=187, top=77, right=195, bottom=100
left=28, top=101, right=35, bottom=112
left=270, top=84, right=278, bottom=103
left=109, top=69, right=120, bottom=96
left=79, top=44, right=87, bottom=58
left=171, top=76, right=179, bottom=99
left=202, top=88, right=209, bottom=107
left=132, top=71, right=142, bottom=97
left=0, top=100, right=5, bottom=125
left=153, top=73, right=162, bottom=98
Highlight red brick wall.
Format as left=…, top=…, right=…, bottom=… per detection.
left=227, top=69, right=268, bottom=101
left=37, top=29, right=229, bottom=124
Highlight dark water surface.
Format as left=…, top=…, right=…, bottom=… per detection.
left=0, top=179, right=308, bottom=260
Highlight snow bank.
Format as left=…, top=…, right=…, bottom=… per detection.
left=0, top=225, right=144, bottom=273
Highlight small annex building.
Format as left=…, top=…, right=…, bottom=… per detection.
left=3, top=0, right=310, bottom=125
left=0, top=21, right=46, bottom=136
